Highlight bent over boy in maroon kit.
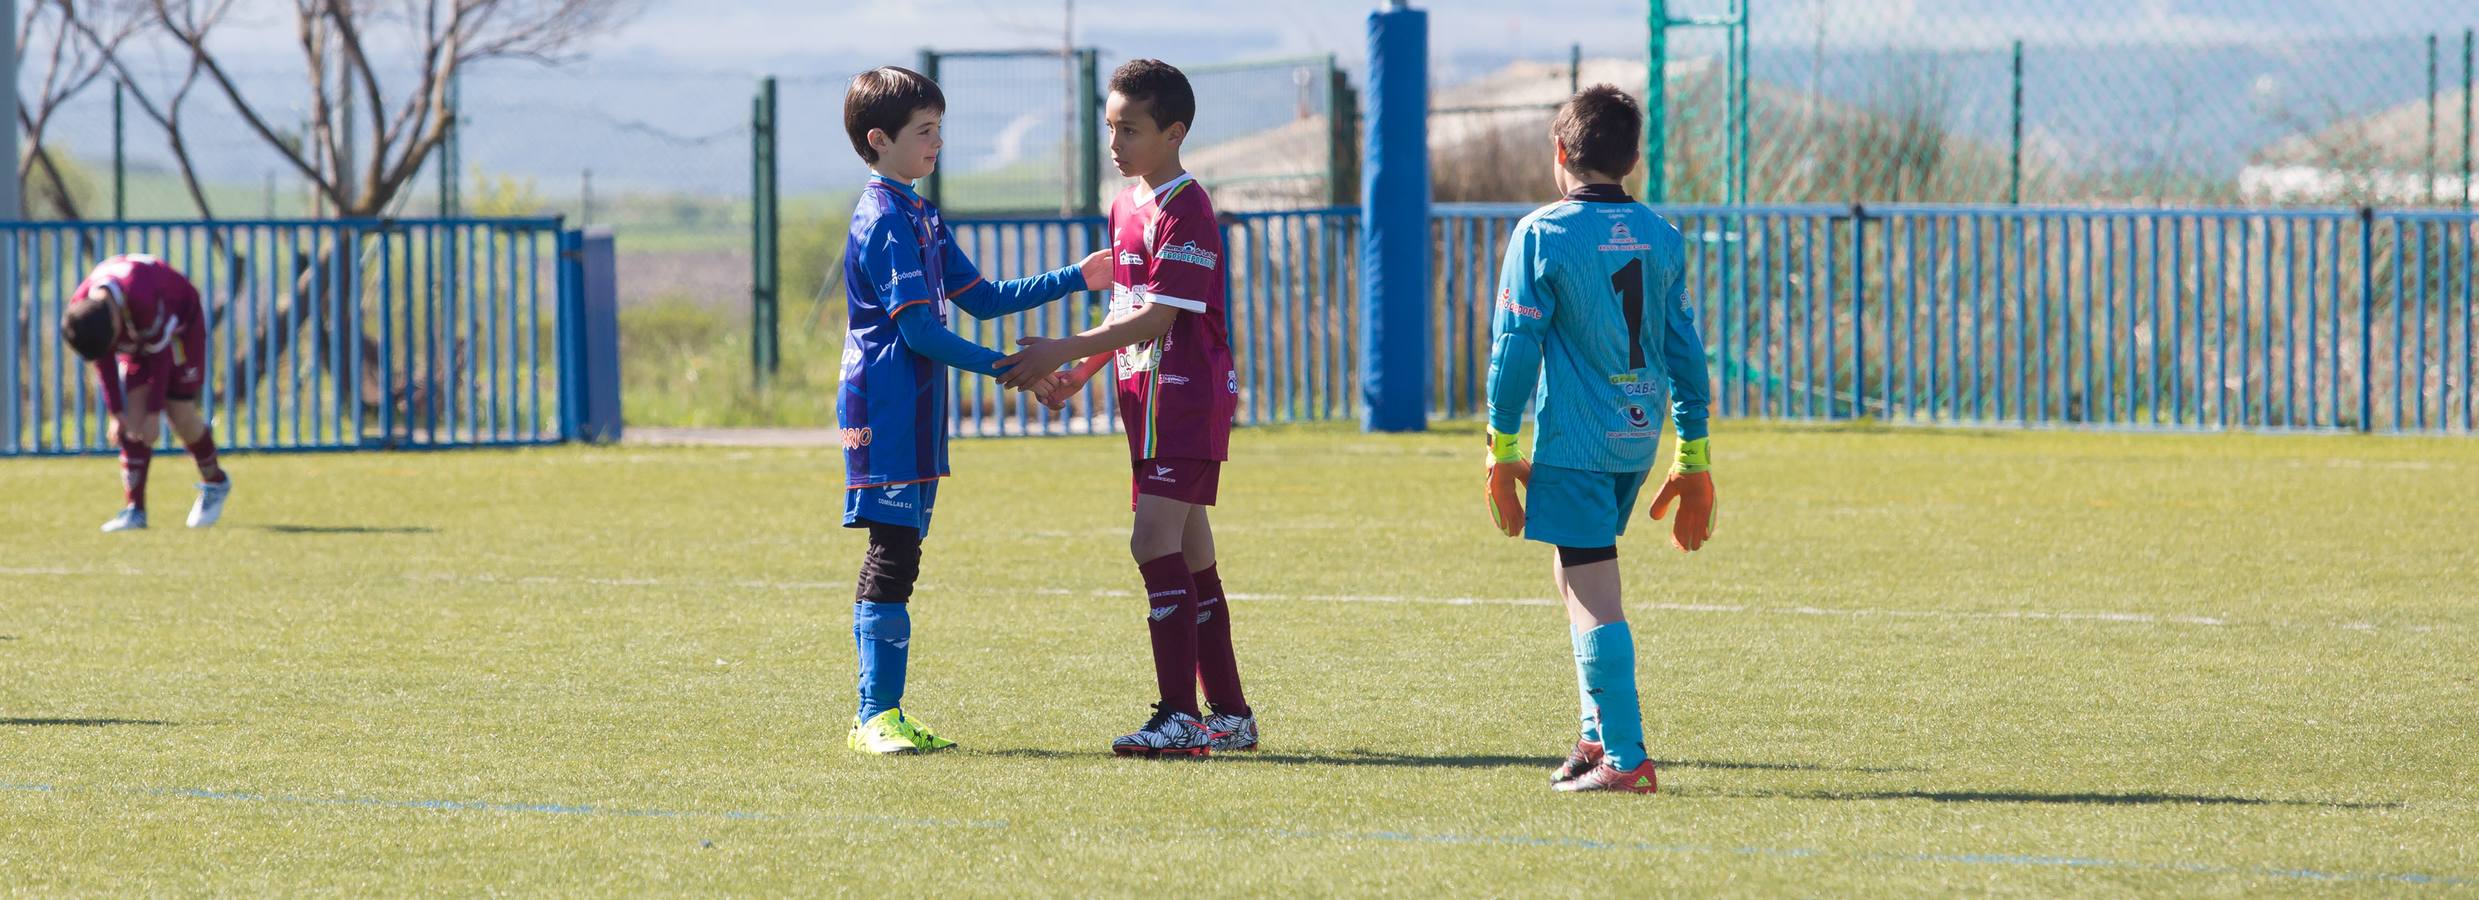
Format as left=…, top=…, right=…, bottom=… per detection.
left=56, top=254, right=232, bottom=533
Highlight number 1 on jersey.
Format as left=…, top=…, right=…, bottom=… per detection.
left=1611, top=258, right=1646, bottom=369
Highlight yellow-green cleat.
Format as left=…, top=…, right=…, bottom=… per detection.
left=847, top=708, right=957, bottom=755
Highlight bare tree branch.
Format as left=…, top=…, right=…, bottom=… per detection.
left=324, top=0, right=391, bottom=205
left=153, top=0, right=345, bottom=210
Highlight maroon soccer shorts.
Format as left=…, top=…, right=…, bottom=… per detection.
left=1130, top=457, right=1220, bottom=509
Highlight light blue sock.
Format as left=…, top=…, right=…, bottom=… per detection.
left=1578, top=622, right=1646, bottom=769
left=1570, top=626, right=1601, bottom=744
left=854, top=601, right=910, bottom=721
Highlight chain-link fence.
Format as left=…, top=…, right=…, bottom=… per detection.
left=1718, top=1, right=2479, bottom=207
left=1419, top=3, right=2479, bottom=209
left=1182, top=55, right=1353, bottom=211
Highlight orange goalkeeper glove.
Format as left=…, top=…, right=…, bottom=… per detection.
left=1648, top=437, right=1716, bottom=552
left=1485, top=430, right=1531, bottom=537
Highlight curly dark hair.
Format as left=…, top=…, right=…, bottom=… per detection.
left=1108, top=58, right=1195, bottom=131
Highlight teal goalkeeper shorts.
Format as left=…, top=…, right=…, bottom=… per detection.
left=1523, top=464, right=1651, bottom=549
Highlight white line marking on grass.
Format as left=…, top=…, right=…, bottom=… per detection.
left=15, top=569, right=2429, bottom=635
left=2, top=779, right=2462, bottom=887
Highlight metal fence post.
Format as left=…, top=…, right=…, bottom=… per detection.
left=1644, top=0, right=1666, bottom=204
left=751, top=76, right=780, bottom=386
left=1329, top=62, right=1359, bottom=207
left=2009, top=40, right=2023, bottom=206
left=1077, top=49, right=1101, bottom=217
left=918, top=49, right=942, bottom=209
left=1851, top=204, right=1869, bottom=419
left=113, top=80, right=126, bottom=220
left=2359, top=206, right=2376, bottom=432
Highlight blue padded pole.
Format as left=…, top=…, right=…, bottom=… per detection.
left=1361, top=3, right=1429, bottom=432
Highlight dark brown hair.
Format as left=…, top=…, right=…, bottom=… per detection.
left=843, top=66, right=945, bottom=163
left=60, top=296, right=115, bottom=361
left=1553, top=84, right=1642, bottom=179
left=1108, top=58, right=1195, bottom=131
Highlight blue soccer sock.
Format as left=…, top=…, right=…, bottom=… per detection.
left=854, top=600, right=911, bottom=721
left=1570, top=625, right=1602, bottom=745
left=1578, top=622, right=1646, bottom=770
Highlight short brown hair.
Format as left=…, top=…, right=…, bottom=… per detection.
left=1553, top=84, right=1642, bottom=179
left=60, top=296, right=115, bottom=361
left=1108, top=58, right=1195, bottom=131
left=844, top=66, right=945, bottom=164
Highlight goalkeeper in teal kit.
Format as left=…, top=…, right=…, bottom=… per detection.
left=1484, top=84, right=1718, bottom=795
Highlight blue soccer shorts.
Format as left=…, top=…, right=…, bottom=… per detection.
left=1523, top=464, right=1650, bottom=549
left=843, top=479, right=940, bottom=537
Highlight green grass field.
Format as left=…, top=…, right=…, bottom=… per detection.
left=3, top=422, right=2475, bottom=894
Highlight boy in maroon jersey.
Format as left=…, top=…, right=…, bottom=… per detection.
left=1001, top=59, right=1251, bottom=757
left=56, top=254, right=232, bottom=532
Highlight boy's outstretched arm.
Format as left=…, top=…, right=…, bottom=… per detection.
left=893, top=302, right=1008, bottom=377
left=857, top=214, right=1018, bottom=380
left=1039, top=353, right=1115, bottom=407
left=992, top=302, right=1177, bottom=389
left=938, top=222, right=1111, bottom=319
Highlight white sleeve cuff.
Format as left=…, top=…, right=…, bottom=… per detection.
left=1145, top=292, right=1208, bottom=314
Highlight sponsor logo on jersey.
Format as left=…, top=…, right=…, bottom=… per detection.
left=1118, top=336, right=1163, bottom=374
left=1496, top=287, right=1545, bottom=320
left=1604, top=429, right=1660, bottom=440
left=1624, top=404, right=1651, bottom=429
left=1157, top=240, right=1218, bottom=270
left=840, top=427, right=874, bottom=449
left=1119, top=251, right=1146, bottom=266
left=1158, top=373, right=1191, bottom=387
left=1600, top=217, right=1652, bottom=252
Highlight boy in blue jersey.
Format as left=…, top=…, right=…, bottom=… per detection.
left=838, top=66, right=1110, bottom=755
left=1484, top=85, right=1719, bottom=794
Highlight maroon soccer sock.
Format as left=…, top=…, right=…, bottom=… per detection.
left=1138, top=552, right=1202, bottom=718
left=1191, top=564, right=1250, bottom=717
left=187, top=431, right=226, bottom=483
left=118, top=434, right=151, bottom=510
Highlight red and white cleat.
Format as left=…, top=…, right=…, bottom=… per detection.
left=1551, top=739, right=1604, bottom=785
left=1553, top=759, right=1658, bottom=794
left=1201, top=710, right=1257, bottom=752
left=1112, top=704, right=1212, bottom=758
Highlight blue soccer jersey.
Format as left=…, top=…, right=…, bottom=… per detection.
left=840, top=174, right=1086, bottom=491
left=1485, top=183, right=1711, bottom=474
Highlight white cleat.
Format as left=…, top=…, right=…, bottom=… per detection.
left=100, top=506, right=147, bottom=533
left=1112, top=703, right=1213, bottom=758
left=1201, top=711, right=1258, bottom=751
left=188, top=479, right=230, bottom=528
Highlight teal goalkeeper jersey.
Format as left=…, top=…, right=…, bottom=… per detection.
left=1486, top=184, right=1711, bottom=473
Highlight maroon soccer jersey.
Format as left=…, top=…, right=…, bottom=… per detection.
left=69, top=254, right=206, bottom=412
left=73, top=254, right=200, bottom=358
left=1107, top=173, right=1237, bottom=461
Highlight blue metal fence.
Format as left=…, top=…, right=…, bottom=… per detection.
left=2, top=218, right=576, bottom=456
left=1434, top=203, right=2479, bottom=435
left=941, top=208, right=1360, bottom=437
